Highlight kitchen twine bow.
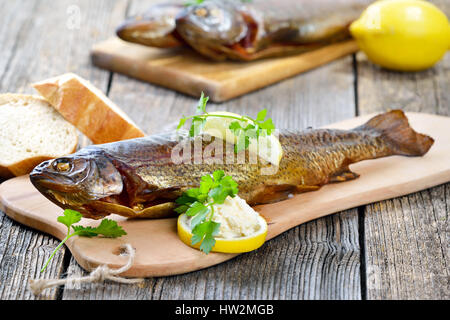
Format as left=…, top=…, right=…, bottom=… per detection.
left=29, top=244, right=144, bottom=296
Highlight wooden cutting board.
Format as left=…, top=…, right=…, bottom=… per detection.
left=1, top=112, right=449, bottom=277
left=91, top=38, right=358, bottom=102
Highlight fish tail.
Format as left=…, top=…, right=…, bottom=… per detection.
left=357, top=110, right=434, bottom=156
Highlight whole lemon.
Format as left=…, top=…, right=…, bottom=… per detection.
left=350, top=0, right=450, bottom=71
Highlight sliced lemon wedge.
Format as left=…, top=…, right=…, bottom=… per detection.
left=248, top=133, right=283, bottom=167
left=177, top=196, right=268, bottom=254
left=202, top=111, right=283, bottom=166
left=177, top=214, right=267, bottom=253
left=202, top=111, right=243, bottom=145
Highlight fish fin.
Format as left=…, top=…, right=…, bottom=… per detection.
left=249, top=184, right=297, bottom=204
left=86, top=201, right=177, bottom=219
left=358, top=110, right=434, bottom=156
left=329, top=168, right=360, bottom=183
left=115, top=4, right=183, bottom=48
left=296, top=185, right=321, bottom=192
left=131, top=202, right=177, bottom=219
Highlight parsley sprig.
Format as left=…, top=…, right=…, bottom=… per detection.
left=175, top=170, right=238, bottom=254
left=184, top=0, right=204, bottom=6
left=41, top=209, right=126, bottom=272
left=177, top=92, right=276, bottom=153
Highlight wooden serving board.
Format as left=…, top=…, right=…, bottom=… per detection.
left=1, top=112, right=449, bottom=277
left=91, top=37, right=358, bottom=102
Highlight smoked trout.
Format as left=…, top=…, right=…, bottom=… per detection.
left=116, top=0, right=374, bottom=61
left=30, top=110, right=433, bottom=220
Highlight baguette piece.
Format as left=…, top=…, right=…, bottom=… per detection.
left=0, top=94, right=78, bottom=178
left=32, top=73, right=145, bottom=144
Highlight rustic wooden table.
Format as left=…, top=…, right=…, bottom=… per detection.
left=0, top=0, right=448, bottom=300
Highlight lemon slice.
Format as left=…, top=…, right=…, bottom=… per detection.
left=177, top=212, right=268, bottom=254
left=350, top=0, right=450, bottom=71
left=202, top=111, right=283, bottom=166
left=202, top=111, right=246, bottom=145
left=248, top=133, right=283, bottom=167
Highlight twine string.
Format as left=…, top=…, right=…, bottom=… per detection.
left=29, top=243, right=144, bottom=296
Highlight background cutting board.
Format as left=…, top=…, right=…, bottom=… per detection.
left=91, top=38, right=358, bottom=102
left=1, top=112, right=449, bottom=277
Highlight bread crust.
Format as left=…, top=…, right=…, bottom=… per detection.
left=0, top=152, right=77, bottom=179
left=32, top=73, right=145, bottom=144
left=0, top=93, right=78, bottom=178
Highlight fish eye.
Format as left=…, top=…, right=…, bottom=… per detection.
left=53, top=159, right=72, bottom=172
left=194, top=7, right=208, bottom=17
left=180, top=2, right=246, bottom=44
left=192, top=4, right=224, bottom=25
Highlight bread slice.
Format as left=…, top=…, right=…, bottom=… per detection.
left=32, top=73, right=145, bottom=144
left=0, top=94, right=78, bottom=178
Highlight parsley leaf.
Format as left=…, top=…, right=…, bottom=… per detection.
left=177, top=92, right=276, bottom=153
left=89, top=219, right=127, bottom=238
left=184, top=0, right=203, bottom=7
left=189, top=116, right=206, bottom=137
left=57, top=209, right=81, bottom=230
left=256, top=109, right=267, bottom=122
left=41, top=210, right=126, bottom=272
left=175, top=170, right=239, bottom=254
left=191, top=221, right=221, bottom=254
left=177, top=117, right=187, bottom=130
left=175, top=192, right=197, bottom=205
left=196, top=92, right=209, bottom=114
left=190, top=206, right=210, bottom=230
left=71, top=225, right=98, bottom=237
left=212, top=170, right=225, bottom=182
left=199, top=174, right=214, bottom=194
left=186, top=201, right=208, bottom=217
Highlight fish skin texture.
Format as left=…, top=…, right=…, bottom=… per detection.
left=30, top=110, right=434, bottom=219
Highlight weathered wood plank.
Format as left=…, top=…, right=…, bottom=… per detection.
left=363, top=187, right=449, bottom=299
left=0, top=0, right=128, bottom=299
left=356, top=0, right=449, bottom=300
left=0, top=207, right=66, bottom=300
left=2, top=0, right=448, bottom=301
left=0, top=0, right=64, bottom=300
left=63, top=0, right=361, bottom=296
left=62, top=209, right=360, bottom=300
